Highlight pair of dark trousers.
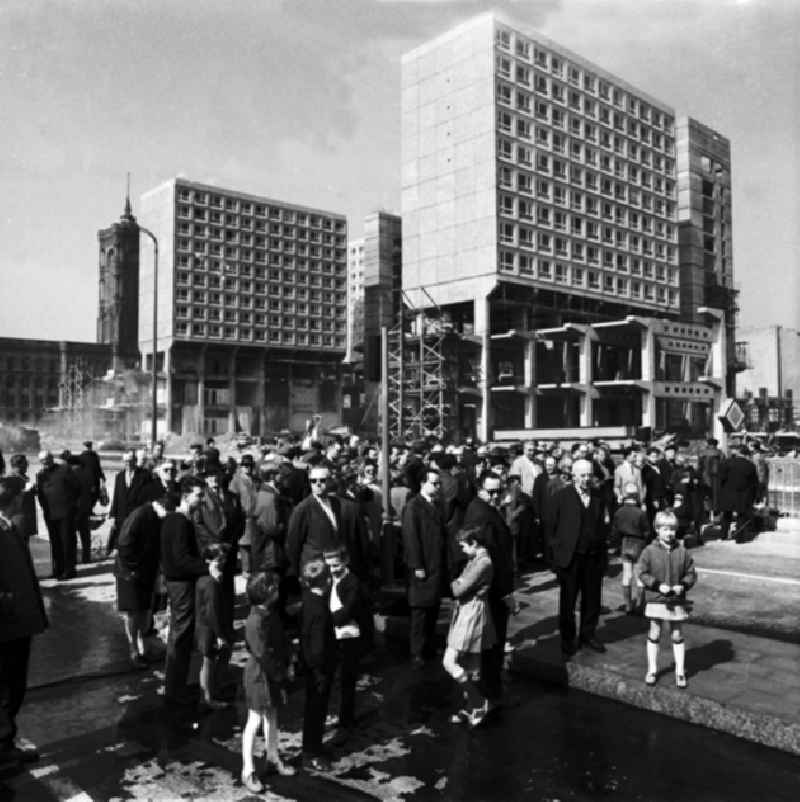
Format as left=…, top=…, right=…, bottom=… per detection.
left=164, top=580, right=196, bottom=702
left=76, top=512, right=91, bottom=562
left=302, top=672, right=331, bottom=755
left=336, top=637, right=361, bottom=728
left=557, top=551, right=605, bottom=647
left=409, top=603, right=439, bottom=658
left=0, top=637, right=31, bottom=750
left=480, top=598, right=509, bottom=701
left=46, top=516, right=75, bottom=578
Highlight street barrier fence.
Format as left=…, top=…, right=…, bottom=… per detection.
left=767, top=458, right=800, bottom=517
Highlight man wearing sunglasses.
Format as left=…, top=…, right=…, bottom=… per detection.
left=286, top=466, right=343, bottom=579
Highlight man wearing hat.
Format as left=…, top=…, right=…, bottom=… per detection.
left=718, top=444, right=758, bottom=541
left=35, top=450, right=81, bottom=580
left=228, top=454, right=258, bottom=576
left=0, top=477, right=47, bottom=773
left=79, top=440, right=105, bottom=512
left=699, top=438, right=723, bottom=520
left=108, top=451, right=150, bottom=555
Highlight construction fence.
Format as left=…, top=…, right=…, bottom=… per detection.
left=767, top=458, right=800, bottom=518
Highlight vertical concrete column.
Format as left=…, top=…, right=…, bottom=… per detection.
left=197, top=347, right=206, bottom=435
left=163, top=345, right=173, bottom=435
left=705, top=310, right=727, bottom=450
left=578, top=329, right=592, bottom=426
left=227, top=347, right=238, bottom=433
left=58, top=341, right=68, bottom=408
left=524, top=335, right=537, bottom=428
left=640, top=322, right=656, bottom=428
left=475, top=296, right=491, bottom=442
left=254, top=353, right=266, bottom=437
left=287, top=361, right=294, bottom=426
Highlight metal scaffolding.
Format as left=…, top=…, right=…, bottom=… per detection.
left=385, top=288, right=449, bottom=442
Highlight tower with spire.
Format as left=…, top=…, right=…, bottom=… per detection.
left=97, top=175, right=141, bottom=371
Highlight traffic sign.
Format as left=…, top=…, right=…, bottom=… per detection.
left=722, top=399, right=745, bottom=431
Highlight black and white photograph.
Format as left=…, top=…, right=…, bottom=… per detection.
left=1, top=0, right=799, bottom=799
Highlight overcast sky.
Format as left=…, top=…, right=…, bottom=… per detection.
left=1, top=0, right=797, bottom=341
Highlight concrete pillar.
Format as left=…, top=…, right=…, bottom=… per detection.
left=578, top=329, right=593, bottom=427
left=228, top=347, right=238, bottom=433
left=475, top=296, right=491, bottom=442
left=524, top=336, right=537, bottom=428
left=197, top=347, right=206, bottom=435
left=58, top=341, right=68, bottom=408
left=255, top=353, right=266, bottom=437
left=641, top=322, right=656, bottom=428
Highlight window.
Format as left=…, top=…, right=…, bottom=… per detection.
left=497, top=56, right=511, bottom=78
left=519, top=226, right=534, bottom=247
left=498, top=111, right=512, bottom=132
left=516, top=65, right=532, bottom=86
left=519, top=254, right=534, bottom=275
left=538, top=259, right=552, bottom=278
left=555, top=263, right=567, bottom=283
left=500, top=222, right=515, bottom=245
left=517, top=172, right=533, bottom=194
left=497, top=83, right=512, bottom=105
left=519, top=199, right=534, bottom=220
left=499, top=250, right=515, bottom=271
left=537, top=232, right=552, bottom=251
left=517, top=145, right=533, bottom=166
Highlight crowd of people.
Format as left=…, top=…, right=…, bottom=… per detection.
left=0, top=431, right=771, bottom=783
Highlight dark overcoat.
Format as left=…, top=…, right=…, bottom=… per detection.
left=0, top=514, right=48, bottom=642
left=549, top=485, right=606, bottom=569
left=718, top=455, right=758, bottom=514
left=401, top=494, right=446, bottom=607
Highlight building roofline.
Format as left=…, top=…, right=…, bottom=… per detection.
left=403, top=10, right=674, bottom=115
left=144, top=177, right=347, bottom=221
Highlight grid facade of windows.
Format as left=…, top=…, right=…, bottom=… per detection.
left=493, top=23, right=679, bottom=310
left=171, top=182, right=348, bottom=351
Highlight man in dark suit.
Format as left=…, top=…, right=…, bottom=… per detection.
left=78, top=440, right=105, bottom=511
left=463, top=471, right=516, bottom=705
left=719, top=444, right=758, bottom=541
left=286, top=466, right=343, bottom=579
left=0, top=478, right=48, bottom=773
left=108, top=451, right=151, bottom=553
left=161, top=477, right=220, bottom=708
left=402, top=468, right=446, bottom=668
left=35, top=451, right=80, bottom=580
left=642, top=447, right=668, bottom=530
left=193, top=468, right=243, bottom=643
left=550, top=459, right=608, bottom=657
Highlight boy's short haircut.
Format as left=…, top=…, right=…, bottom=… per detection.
left=202, top=542, right=231, bottom=561
left=455, top=525, right=489, bottom=548
left=623, top=481, right=639, bottom=500
left=654, top=510, right=678, bottom=529
left=246, top=572, right=279, bottom=605
left=322, top=547, right=348, bottom=564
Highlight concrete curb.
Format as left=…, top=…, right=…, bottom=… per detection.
left=510, top=646, right=800, bottom=757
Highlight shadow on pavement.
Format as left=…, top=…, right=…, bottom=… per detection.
left=686, top=638, right=736, bottom=679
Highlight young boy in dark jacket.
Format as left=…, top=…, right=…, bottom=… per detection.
left=610, top=482, right=650, bottom=614
left=300, top=559, right=335, bottom=772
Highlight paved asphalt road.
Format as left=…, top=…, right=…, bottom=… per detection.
left=5, top=635, right=800, bottom=802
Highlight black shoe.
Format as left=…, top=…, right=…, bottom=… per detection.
left=561, top=642, right=578, bottom=659
left=580, top=637, right=606, bottom=653
left=6, top=746, right=39, bottom=764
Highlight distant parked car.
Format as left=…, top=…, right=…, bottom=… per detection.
left=97, top=439, right=126, bottom=452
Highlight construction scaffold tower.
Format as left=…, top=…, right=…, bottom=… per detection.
left=385, top=288, right=449, bottom=443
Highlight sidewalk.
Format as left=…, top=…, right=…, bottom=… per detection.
left=505, top=565, right=800, bottom=757
left=26, top=528, right=800, bottom=758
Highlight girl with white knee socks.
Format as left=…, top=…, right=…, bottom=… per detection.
left=636, top=510, right=697, bottom=689
left=443, top=526, right=496, bottom=727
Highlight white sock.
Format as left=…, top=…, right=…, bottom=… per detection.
left=673, top=640, right=686, bottom=676
left=646, top=639, right=659, bottom=675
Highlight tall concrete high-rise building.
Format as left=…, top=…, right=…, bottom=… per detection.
left=400, top=12, right=730, bottom=441
left=97, top=189, right=141, bottom=370
left=345, top=237, right=365, bottom=362
left=676, top=117, right=738, bottom=394
left=137, top=178, right=348, bottom=437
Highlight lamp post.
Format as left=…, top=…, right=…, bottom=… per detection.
left=140, top=226, right=159, bottom=450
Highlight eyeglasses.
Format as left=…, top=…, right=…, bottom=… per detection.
left=310, top=478, right=327, bottom=484
left=486, top=488, right=502, bottom=495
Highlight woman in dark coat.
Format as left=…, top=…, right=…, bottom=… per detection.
left=114, top=498, right=168, bottom=667
left=718, top=447, right=758, bottom=540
